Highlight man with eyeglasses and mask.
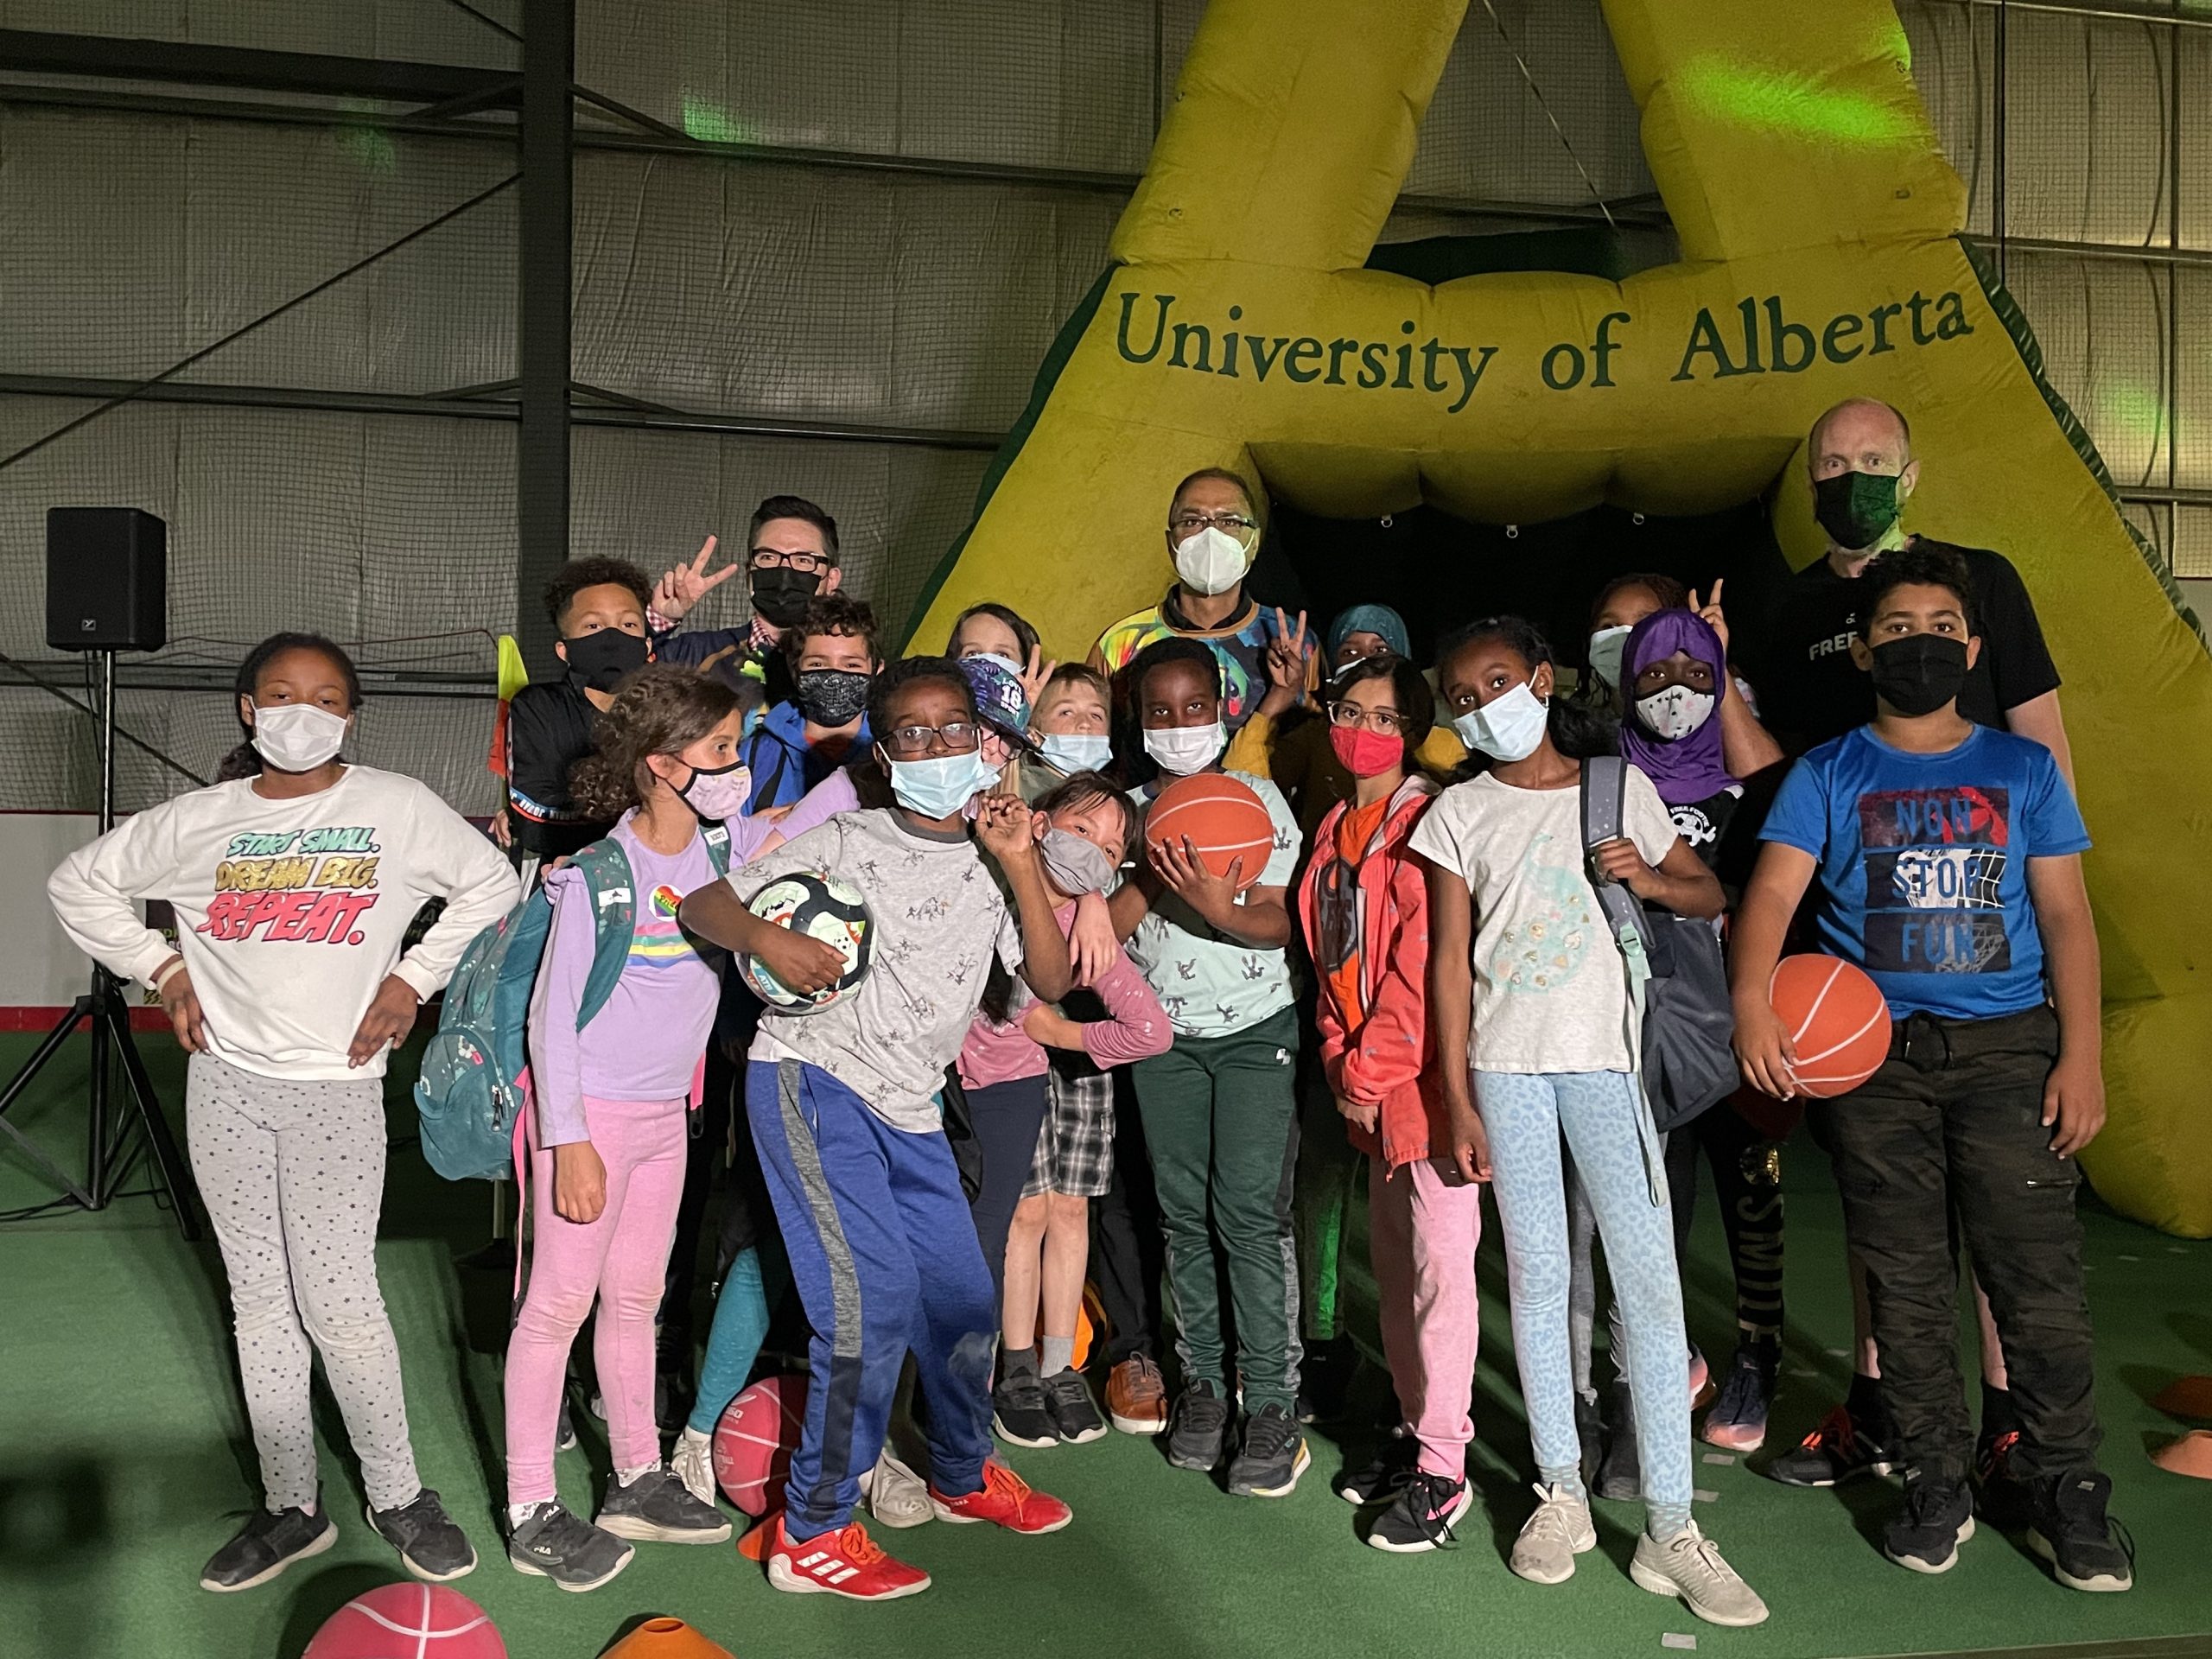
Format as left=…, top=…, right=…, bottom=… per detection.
left=1089, top=467, right=1315, bottom=734
left=648, top=494, right=849, bottom=712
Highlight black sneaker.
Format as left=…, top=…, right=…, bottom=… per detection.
left=1333, top=1430, right=1419, bottom=1505
left=1167, top=1379, right=1231, bottom=1472
left=2028, top=1470, right=2134, bottom=1592
left=594, top=1467, right=732, bottom=1544
left=1227, top=1403, right=1311, bottom=1497
left=1041, top=1369, right=1109, bottom=1445
left=1884, top=1475, right=1975, bottom=1573
left=1764, top=1403, right=1897, bottom=1487
left=1368, top=1471, right=1472, bottom=1553
left=367, top=1488, right=477, bottom=1581
left=556, top=1397, right=577, bottom=1452
left=199, top=1504, right=336, bottom=1592
left=508, top=1500, right=634, bottom=1591
left=993, top=1370, right=1059, bottom=1449
left=1700, top=1338, right=1780, bottom=1454
left=1973, top=1427, right=2028, bottom=1525
left=1300, top=1334, right=1357, bottom=1425
left=1596, top=1380, right=1641, bottom=1501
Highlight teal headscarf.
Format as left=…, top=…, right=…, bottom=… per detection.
left=1327, top=603, right=1410, bottom=661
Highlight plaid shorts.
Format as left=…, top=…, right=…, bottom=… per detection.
left=1023, top=1058, right=1116, bottom=1198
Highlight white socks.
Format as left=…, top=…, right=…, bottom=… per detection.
left=615, top=1463, right=659, bottom=1488
left=507, top=1502, right=540, bottom=1529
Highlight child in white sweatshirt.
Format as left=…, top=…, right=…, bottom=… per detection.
left=48, top=632, right=517, bottom=1593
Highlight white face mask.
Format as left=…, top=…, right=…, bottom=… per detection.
left=1586, top=625, right=1632, bottom=690
left=1172, top=526, right=1252, bottom=597
left=1143, top=721, right=1224, bottom=777
left=1039, top=732, right=1113, bottom=775
left=1451, top=683, right=1549, bottom=762
left=251, top=702, right=350, bottom=772
left=1635, top=684, right=1716, bottom=741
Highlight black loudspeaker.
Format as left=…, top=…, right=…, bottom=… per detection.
left=45, top=507, right=167, bottom=652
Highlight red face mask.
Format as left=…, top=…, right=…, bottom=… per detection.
left=1329, top=721, right=1403, bottom=779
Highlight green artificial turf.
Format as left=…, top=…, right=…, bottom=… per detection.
left=0, top=1030, right=2207, bottom=1659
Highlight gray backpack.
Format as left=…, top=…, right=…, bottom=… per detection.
left=1580, top=756, right=1738, bottom=1135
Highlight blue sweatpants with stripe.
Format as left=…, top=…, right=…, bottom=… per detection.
left=747, top=1057, right=997, bottom=1540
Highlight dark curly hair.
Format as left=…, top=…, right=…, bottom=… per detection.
left=543, top=557, right=652, bottom=632
left=1435, top=614, right=1613, bottom=771
left=1330, top=653, right=1435, bottom=752
left=219, top=632, right=363, bottom=781
left=1586, top=570, right=1687, bottom=631
left=1127, top=634, right=1224, bottom=706
left=569, top=664, right=741, bottom=821
left=864, top=654, right=976, bottom=751
left=784, top=594, right=881, bottom=671
left=1854, top=542, right=1976, bottom=638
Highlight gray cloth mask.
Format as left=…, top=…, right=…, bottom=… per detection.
left=1038, top=826, right=1115, bottom=896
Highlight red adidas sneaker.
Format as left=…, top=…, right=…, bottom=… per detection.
left=766, top=1514, right=931, bottom=1601
left=927, top=1459, right=1073, bottom=1535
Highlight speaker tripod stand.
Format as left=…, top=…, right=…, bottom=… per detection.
left=0, top=648, right=199, bottom=1238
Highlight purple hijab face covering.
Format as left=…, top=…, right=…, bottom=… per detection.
left=1619, top=608, right=1737, bottom=805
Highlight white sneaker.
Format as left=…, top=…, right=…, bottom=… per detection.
left=671, top=1426, right=717, bottom=1507
left=1630, top=1522, right=1770, bottom=1627
left=1510, top=1482, right=1598, bottom=1584
left=861, top=1449, right=933, bottom=1530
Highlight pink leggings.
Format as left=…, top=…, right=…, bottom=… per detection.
left=505, top=1096, right=687, bottom=1507
left=1370, top=1154, right=1485, bottom=1479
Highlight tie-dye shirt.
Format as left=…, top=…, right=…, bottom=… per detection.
left=528, top=811, right=722, bottom=1147
left=1090, top=587, right=1308, bottom=734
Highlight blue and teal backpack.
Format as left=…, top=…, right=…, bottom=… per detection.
left=414, top=822, right=731, bottom=1181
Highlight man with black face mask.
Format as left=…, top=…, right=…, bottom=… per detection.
left=505, top=557, right=658, bottom=865
left=649, top=494, right=846, bottom=712
left=1754, top=399, right=2072, bottom=784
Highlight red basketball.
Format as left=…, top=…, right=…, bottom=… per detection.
left=304, top=1583, right=504, bottom=1659
left=1769, top=953, right=1891, bottom=1098
left=1145, top=772, right=1274, bottom=890
left=713, top=1372, right=807, bottom=1516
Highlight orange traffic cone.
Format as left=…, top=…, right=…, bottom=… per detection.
left=601, top=1618, right=734, bottom=1659
left=2152, top=1429, right=2212, bottom=1480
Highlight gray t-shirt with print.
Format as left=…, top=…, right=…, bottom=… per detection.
left=733, top=808, right=1022, bottom=1133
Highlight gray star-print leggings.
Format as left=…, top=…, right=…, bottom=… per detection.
left=186, top=1053, right=422, bottom=1513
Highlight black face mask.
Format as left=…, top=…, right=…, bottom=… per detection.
left=1868, top=633, right=1969, bottom=716
left=1812, top=468, right=1903, bottom=551
left=794, top=667, right=873, bottom=728
left=563, top=628, right=649, bottom=693
left=752, top=567, right=823, bottom=628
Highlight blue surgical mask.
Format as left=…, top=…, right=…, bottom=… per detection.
left=1452, top=682, right=1550, bottom=762
left=1039, top=732, right=1113, bottom=775
left=1586, top=625, right=1632, bottom=691
left=885, top=748, right=995, bottom=818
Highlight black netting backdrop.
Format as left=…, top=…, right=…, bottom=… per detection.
left=0, top=0, right=2204, bottom=813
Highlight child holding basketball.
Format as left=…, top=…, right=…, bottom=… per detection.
left=1731, top=543, right=2126, bottom=1591
left=1415, top=617, right=1768, bottom=1627
left=963, top=772, right=1169, bottom=1448
left=1290, top=654, right=1473, bottom=1552
left=503, top=666, right=750, bottom=1592
left=1106, top=637, right=1308, bottom=1497
left=48, top=633, right=518, bottom=1592
left=679, top=657, right=1077, bottom=1601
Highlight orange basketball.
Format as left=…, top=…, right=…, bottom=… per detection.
left=713, top=1373, right=806, bottom=1516
left=1146, top=772, right=1274, bottom=890
left=1769, top=953, right=1892, bottom=1098
left=305, top=1584, right=504, bottom=1659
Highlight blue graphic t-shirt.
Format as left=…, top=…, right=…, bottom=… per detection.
left=1759, top=724, right=2090, bottom=1020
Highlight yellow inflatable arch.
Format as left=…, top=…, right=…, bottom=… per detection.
left=909, top=0, right=2212, bottom=1236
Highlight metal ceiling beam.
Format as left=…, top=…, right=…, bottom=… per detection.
left=515, top=0, right=572, bottom=677
left=0, top=28, right=514, bottom=101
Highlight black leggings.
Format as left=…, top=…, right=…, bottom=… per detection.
left=1667, top=1103, right=1785, bottom=1342
left=963, top=1075, right=1051, bottom=1300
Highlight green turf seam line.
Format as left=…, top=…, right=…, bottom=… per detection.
left=1956, top=235, right=2206, bottom=650
left=899, top=264, right=1117, bottom=650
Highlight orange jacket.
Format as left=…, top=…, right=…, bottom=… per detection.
left=1294, top=775, right=1444, bottom=1173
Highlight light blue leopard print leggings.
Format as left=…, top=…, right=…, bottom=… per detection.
left=1478, top=1068, right=1693, bottom=1539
